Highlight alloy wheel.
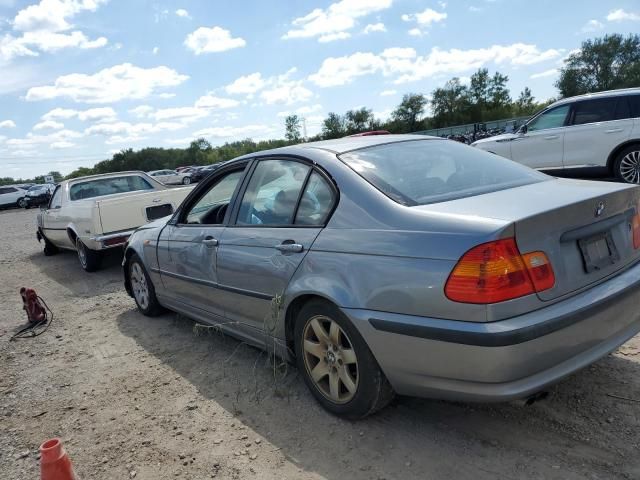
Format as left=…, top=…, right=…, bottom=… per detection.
left=76, top=239, right=87, bottom=268
left=302, top=315, right=359, bottom=404
left=17, top=198, right=27, bottom=208
left=619, top=150, right=640, bottom=184
left=130, top=262, right=150, bottom=310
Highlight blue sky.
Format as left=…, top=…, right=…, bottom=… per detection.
left=0, top=0, right=639, bottom=178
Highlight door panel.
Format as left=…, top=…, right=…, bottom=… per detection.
left=510, top=129, right=566, bottom=169
left=157, top=224, right=226, bottom=317
left=217, top=227, right=322, bottom=329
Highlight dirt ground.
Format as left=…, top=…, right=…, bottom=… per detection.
left=1, top=207, right=640, bottom=480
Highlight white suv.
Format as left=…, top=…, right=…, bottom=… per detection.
left=472, top=88, right=640, bottom=183
left=0, top=185, right=29, bottom=208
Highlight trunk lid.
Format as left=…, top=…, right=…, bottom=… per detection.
left=416, top=178, right=640, bottom=301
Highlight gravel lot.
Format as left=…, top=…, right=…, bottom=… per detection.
left=1, top=207, right=640, bottom=479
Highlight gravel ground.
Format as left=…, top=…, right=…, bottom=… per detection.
left=1, top=207, right=640, bottom=480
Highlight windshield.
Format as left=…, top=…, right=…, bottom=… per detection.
left=70, top=175, right=154, bottom=201
left=340, top=139, right=548, bottom=205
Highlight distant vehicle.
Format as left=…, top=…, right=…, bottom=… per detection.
left=175, top=166, right=198, bottom=173
left=24, top=184, right=56, bottom=208
left=472, top=88, right=640, bottom=183
left=189, top=164, right=224, bottom=183
left=0, top=184, right=31, bottom=208
left=37, top=171, right=194, bottom=271
left=148, top=169, right=192, bottom=185
left=124, top=135, right=640, bottom=418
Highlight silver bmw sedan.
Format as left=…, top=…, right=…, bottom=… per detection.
left=123, top=134, right=640, bottom=418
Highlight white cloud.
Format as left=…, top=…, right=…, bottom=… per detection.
left=2, top=0, right=109, bottom=62
left=5, top=129, right=83, bottom=149
left=33, top=120, right=64, bottom=130
left=225, top=72, right=266, bottom=95
left=260, top=69, right=313, bottom=105
left=530, top=68, right=558, bottom=79
left=50, top=140, right=74, bottom=149
left=318, top=32, right=351, bottom=43
left=282, top=0, right=392, bottom=42
left=606, top=9, right=640, bottom=22
left=41, top=106, right=117, bottom=122
left=402, top=8, right=447, bottom=25
left=194, top=95, right=239, bottom=109
left=152, top=46, right=159, bottom=55
left=580, top=19, right=604, bottom=33
left=193, top=124, right=271, bottom=139
left=26, top=63, right=189, bottom=103
left=363, top=22, right=386, bottom=34
left=175, top=8, right=191, bottom=19
left=184, top=26, right=246, bottom=54
left=469, top=6, right=482, bottom=12
left=407, top=28, right=422, bottom=36
left=380, top=89, right=397, bottom=96
left=309, top=43, right=561, bottom=87
left=129, top=105, right=154, bottom=118
left=277, top=103, right=323, bottom=117
left=152, top=107, right=209, bottom=122
left=85, top=121, right=186, bottom=137
left=0, top=119, right=16, bottom=128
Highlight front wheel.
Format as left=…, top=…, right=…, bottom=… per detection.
left=294, top=300, right=395, bottom=419
left=182, top=176, right=192, bottom=185
left=76, top=237, right=102, bottom=272
left=17, top=197, right=27, bottom=208
left=614, top=145, right=640, bottom=184
left=128, top=254, right=163, bottom=316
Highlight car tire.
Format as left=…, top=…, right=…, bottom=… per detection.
left=294, top=299, right=395, bottom=419
left=614, top=144, right=640, bottom=184
left=17, top=197, right=27, bottom=208
left=76, top=237, right=102, bottom=272
left=128, top=254, right=164, bottom=316
left=182, top=176, right=192, bottom=185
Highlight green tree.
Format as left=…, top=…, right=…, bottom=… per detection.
left=345, top=107, right=376, bottom=134
left=431, top=78, right=470, bottom=128
left=285, top=114, right=302, bottom=142
left=514, top=87, right=536, bottom=115
left=390, top=93, right=427, bottom=133
left=556, top=34, right=640, bottom=97
left=322, top=112, right=346, bottom=139
left=468, top=68, right=490, bottom=121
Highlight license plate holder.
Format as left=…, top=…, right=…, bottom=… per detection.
left=578, top=231, right=620, bottom=273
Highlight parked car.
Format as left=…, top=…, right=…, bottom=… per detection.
left=24, top=184, right=56, bottom=208
left=0, top=184, right=30, bottom=208
left=189, top=164, right=224, bottom=183
left=37, top=171, right=193, bottom=271
left=472, top=88, right=640, bottom=183
left=123, top=135, right=640, bottom=418
left=147, top=169, right=192, bottom=185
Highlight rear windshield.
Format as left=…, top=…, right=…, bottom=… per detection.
left=70, top=175, right=154, bottom=201
left=339, top=139, right=548, bottom=205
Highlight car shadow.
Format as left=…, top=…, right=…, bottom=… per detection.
left=27, top=248, right=124, bottom=298
left=116, top=308, right=640, bottom=479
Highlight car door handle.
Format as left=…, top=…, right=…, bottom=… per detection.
left=202, top=236, right=218, bottom=247
left=275, top=242, right=303, bottom=253
left=605, top=128, right=623, bottom=133
left=543, top=135, right=559, bottom=140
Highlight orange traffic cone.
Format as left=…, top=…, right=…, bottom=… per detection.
left=40, top=438, right=76, bottom=480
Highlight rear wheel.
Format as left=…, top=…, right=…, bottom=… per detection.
left=128, top=254, right=163, bottom=316
left=182, top=176, right=192, bottom=185
left=614, top=145, right=640, bottom=184
left=76, top=237, right=102, bottom=272
left=294, top=300, right=394, bottom=419
left=17, top=197, right=27, bottom=208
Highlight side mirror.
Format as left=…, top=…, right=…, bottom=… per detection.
left=519, top=124, right=528, bottom=135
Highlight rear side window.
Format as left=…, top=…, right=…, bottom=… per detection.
left=340, top=140, right=547, bottom=206
left=571, top=98, right=617, bottom=125
left=628, top=95, right=640, bottom=118
left=295, top=171, right=335, bottom=225
left=69, top=176, right=154, bottom=200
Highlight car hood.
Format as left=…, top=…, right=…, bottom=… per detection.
left=472, top=133, right=517, bottom=145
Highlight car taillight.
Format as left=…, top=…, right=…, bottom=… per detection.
left=445, top=238, right=555, bottom=304
left=632, top=209, right=640, bottom=249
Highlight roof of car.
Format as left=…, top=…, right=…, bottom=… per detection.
left=233, top=134, right=440, bottom=161
left=549, top=87, right=640, bottom=108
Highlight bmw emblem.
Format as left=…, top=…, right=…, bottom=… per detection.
left=595, top=201, right=605, bottom=217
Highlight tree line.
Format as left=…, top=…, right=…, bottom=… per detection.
left=2, top=33, right=638, bottom=186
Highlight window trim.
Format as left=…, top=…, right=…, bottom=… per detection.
left=228, top=155, right=339, bottom=229
left=172, top=160, right=250, bottom=226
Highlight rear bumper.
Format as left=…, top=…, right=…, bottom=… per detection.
left=343, top=260, right=640, bottom=402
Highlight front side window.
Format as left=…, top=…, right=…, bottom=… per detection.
left=340, top=139, right=547, bottom=205
left=49, top=187, right=62, bottom=208
left=237, top=160, right=310, bottom=225
left=527, top=104, right=570, bottom=131
left=184, top=170, right=244, bottom=224
left=571, top=98, right=617, bottom=125
left=69, top=176, right=154, bottom=200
